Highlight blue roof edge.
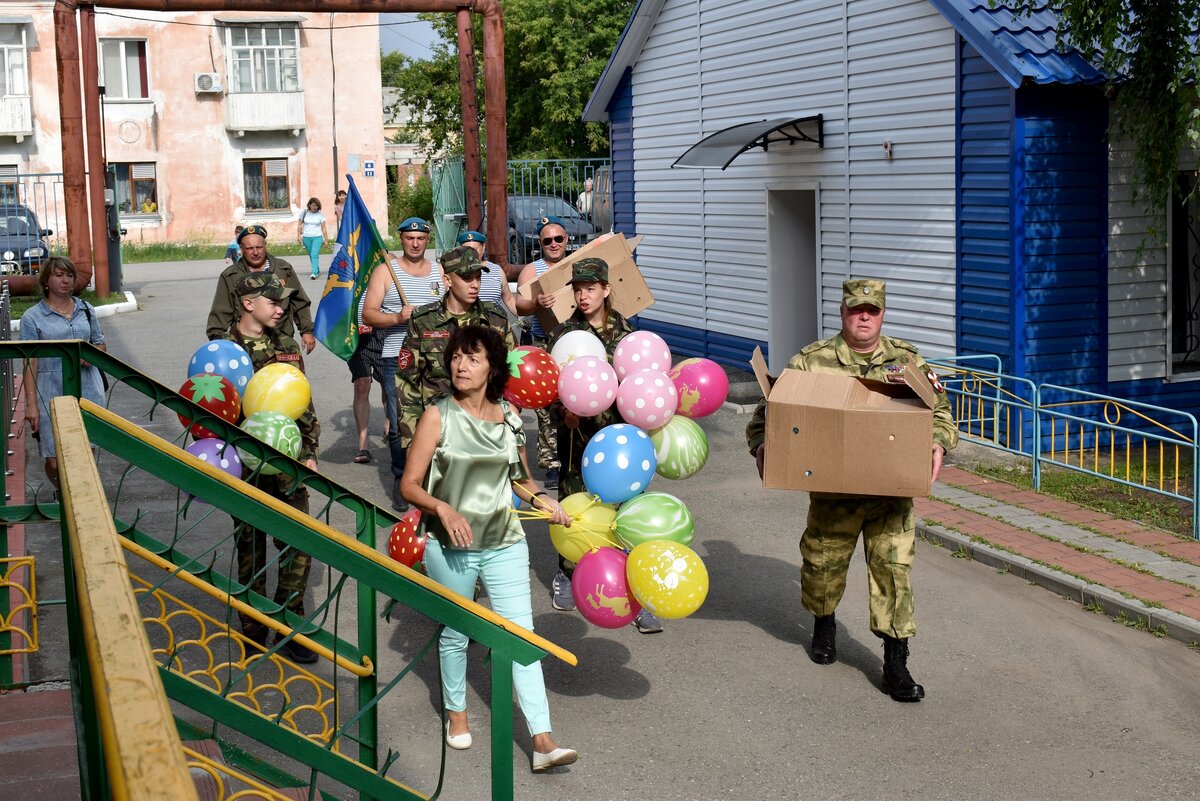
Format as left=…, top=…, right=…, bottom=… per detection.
left=927, top=0, right=1026, bottom=89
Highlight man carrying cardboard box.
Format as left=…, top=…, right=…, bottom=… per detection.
left=746, top=278, right=957, bottom=702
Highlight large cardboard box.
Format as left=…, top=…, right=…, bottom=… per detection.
left=516, top=233, right=653, bottom=332
left=750, top=347, right=938, bottom=497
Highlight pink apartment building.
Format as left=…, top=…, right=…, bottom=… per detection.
left=0, top=4, right=388, bottom=246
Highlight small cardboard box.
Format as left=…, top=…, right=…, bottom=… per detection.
left=750, top=347, right=938, bottom=497
left=517, top=233, right=653, bottom=332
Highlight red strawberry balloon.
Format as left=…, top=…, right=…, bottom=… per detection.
left=388, top=509, right=426, bottom=571
left=503, top=346, right=560, bottom=410
left=178, top=373, right=241, bottom=439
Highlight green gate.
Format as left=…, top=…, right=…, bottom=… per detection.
left=429, top=156, right=466, bottom=249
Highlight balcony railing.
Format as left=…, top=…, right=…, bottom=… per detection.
left=225, top=91, right=306, bottom=136
left=0, top=96, right=33, bottom=140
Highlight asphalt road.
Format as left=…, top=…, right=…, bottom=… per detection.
left=59, top=259, right=1200, bottom=800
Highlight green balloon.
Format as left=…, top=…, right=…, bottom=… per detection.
left=239, top=410, right=302, bottom=476
left=614, top=492, right=694, bottom=549
left=649, top=416, right=709, bottom=480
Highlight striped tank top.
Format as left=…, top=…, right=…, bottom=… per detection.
left=380, top=259, right=443, bottom=356
left=527, top=258, right=556, bottom=339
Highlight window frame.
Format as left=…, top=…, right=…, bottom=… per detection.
left=112, top=162, right=159, bottom=218
left=99, top=38, right=150, bottom=101
left=224, top=24, right=301, bottom=94
left=243, top=158, right=291, bottom=213
left=1167, top=170, right=1200, bottom=380
left=0, top=26, right=29, bottom=98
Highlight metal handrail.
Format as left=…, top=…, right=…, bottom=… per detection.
left=51, top=396, right=199, bottom=801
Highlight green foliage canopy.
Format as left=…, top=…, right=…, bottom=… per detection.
left=1025, top=0, right=1200, bottom=218
left=381, top=0, right=635, bottom=159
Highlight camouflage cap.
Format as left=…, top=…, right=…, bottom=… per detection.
left=235, top=271, right=296, bottom=301
left=568, top=257, right=609, bottom=285
left=843, top=278, right=886, bottom=310
left=439, top=246, right=489, bottom=276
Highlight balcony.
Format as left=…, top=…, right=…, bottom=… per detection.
left=0, top=95, right=33, bottom=141
left=225, top=91, right=306, bottom=137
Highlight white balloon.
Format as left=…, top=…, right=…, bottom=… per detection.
left=550, top=330, right=607, bottom=366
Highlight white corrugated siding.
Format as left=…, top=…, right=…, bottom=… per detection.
left=630, top=0, right=958, bottom=354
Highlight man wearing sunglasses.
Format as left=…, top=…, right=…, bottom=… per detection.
left=515, top=216, right=570, bottom=493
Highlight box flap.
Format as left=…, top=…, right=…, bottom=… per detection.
left=749, top=346, right=773, bottom=398
left=903, top=356, right=938, bottom=410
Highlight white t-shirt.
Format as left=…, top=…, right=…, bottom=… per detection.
left=300, top=210, right=326, bottom=238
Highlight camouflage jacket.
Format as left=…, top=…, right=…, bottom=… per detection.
left=222, top=324, right=321, bottom=463
left=207, top=257, right=313, bottom=341
left=547, top=309, right=634, bottom=430
left=396, top=298, right=515, bottom=448
left=746, top=333, right=957, bottom=455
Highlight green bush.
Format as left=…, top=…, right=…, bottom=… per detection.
left=389, top=173, right=434, bottom=240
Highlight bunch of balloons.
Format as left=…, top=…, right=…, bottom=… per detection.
left=541, top=330, right=732, bottom=629
left=180, top=340, right=312, bottom=479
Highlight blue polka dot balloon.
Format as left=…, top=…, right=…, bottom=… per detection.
left=188, top=340, right=254, bottom=393
left=582, top=423, right=657, bottom=504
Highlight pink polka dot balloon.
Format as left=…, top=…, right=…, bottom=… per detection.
left=613, top=331, right=672, bottom=381
left=616, top=368, right=678, bottom=429
left=558, top=355, right=618, bottom=416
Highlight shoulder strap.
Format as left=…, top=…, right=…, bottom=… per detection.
left=383, top=257, right=410, bottom=306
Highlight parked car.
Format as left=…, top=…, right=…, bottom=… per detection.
left=486, top=195, right=598, bottom=265
left=0, top=205, right=53, bottom=276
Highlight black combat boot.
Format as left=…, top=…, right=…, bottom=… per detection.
left=881, top=636, right=924, bottom=702
left=809, top=614, right=836, bottom=664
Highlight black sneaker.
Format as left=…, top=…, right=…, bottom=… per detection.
left=277, top=637, right=319, bottom=664
left=544, top=468, right=560, bottom=490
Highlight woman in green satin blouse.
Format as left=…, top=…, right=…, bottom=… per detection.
left=400, top=324, right=580, bottom=773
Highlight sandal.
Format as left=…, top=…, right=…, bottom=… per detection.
left=352, top=449, right=372, bottom=464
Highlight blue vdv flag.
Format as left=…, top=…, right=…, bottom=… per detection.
left=313, top=176, right=388, bottom=360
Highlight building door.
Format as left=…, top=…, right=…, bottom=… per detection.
left=766, top=188, right=818, bottom=373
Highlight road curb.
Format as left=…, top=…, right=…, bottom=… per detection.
left=917, top=519, right=1200, bottom=646
left=9, top=291, right=138, bottom=333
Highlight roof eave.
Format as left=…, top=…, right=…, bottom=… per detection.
left=582, top=0, right=666, bottom=123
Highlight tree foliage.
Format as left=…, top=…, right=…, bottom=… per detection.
left=1036, top=0, right=1200, bottom=219
left=381, top=0, right=635, bottom=159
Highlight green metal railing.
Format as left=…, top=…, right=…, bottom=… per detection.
left=1, top=340, right=576, bottom=800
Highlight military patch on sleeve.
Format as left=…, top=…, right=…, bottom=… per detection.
left=885, top=374, right=907, bottom=384
left=421, top=330, right=450, bottom=339
left=276, top=353, right=301, bottom=363
left=397, top=347, right=414, bottom=370
left=927, top=369, right=945, bottom=393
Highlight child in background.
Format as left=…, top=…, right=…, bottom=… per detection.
left=225, top=225, right=245, bottom=264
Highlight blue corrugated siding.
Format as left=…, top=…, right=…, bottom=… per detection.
left=634, top=317, right=763, bottom=372
left=607, top=67, right=636, bottom=237
left=957, top=41, right=1016, bottom=364
left=1014, top=85, right=1107, bottom=388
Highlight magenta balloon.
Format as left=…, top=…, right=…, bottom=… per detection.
left=668, top=358, right=730, bottom=419
left=570, top=547, right=641, bottom=629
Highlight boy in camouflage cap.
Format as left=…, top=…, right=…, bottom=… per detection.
left=746, top=278, right=956, bottom=700
left=222, top=271, right=322, bottom=663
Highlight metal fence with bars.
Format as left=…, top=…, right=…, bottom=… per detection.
left=931, top=356, right=1200, bottom=538
left=0, top=172, right=67, bottom=276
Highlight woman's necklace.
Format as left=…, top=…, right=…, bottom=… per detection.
left=457, top=395, right=497, bottom=421
left=46, top=296, right=75, bottom=317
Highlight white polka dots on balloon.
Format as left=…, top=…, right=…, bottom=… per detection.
left=615, top=367, right=679, bottom=430
left=581, top=423, right=657, bottom=503
left=557, top=355, right=618, bottom=416
left=613, top=331, right=673, bottom=382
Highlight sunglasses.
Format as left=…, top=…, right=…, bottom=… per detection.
left=541, top=235, right=566, bottom=246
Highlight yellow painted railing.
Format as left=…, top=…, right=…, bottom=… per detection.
left=51, top=395, right=200, bottom=801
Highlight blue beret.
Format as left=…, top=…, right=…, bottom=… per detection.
left=397, top=217, right=430, bottom=233
left=538, top=215, right=565, bottom=234
left=456, top=230, right=487, bottom=245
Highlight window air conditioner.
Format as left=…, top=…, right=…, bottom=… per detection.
left=194, top=73, right=223, bottom=94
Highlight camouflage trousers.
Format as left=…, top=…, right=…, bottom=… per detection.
left=236, top=475, right=313, bottom=642
left=532, top=336, right=559, bottom=470
left=800, top=494, right=916, bottom=639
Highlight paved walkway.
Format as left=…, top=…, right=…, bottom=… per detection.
left=916, top=465, right=1200, bottom=644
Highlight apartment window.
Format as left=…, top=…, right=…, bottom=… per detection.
left=0, top=165, right=18, bottom=205
left=0, top=26, right=28, bottom=97
left=113, top=163, right=158, bottom=215
left=101, top=39, right=148, bottom=99
left=226, top=25, right=299, bottom=93
left=244, top=158, right=289, bottom=211
left=1169, top=171, right=1200, bottom=375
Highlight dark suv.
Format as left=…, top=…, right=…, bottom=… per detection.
left=489, top=195, right=597, bottom=265
left=0, top=205, right=53, bottom=276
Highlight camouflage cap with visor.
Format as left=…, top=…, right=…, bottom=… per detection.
left=235, top=271, right=296, bottom=301
left=439, top=246, right=490, bottom=276
left=569, top=257, right=609, bottom=285
left=843, top=278, right=886, bottom=310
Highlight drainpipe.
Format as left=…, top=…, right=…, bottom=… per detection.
left=479, top=4, right=508, bottom=272
left=456, top=8, right=482, bottom=237
left=80, top=5, right=111, bottom=296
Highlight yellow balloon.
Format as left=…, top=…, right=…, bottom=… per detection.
left=549, top=492, right=619, bottom=564
left=241, top=363, right=311, bottom=420
left=626, top=540, right=709, bottom=619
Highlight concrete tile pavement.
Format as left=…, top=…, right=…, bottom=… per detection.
left=916, top=465, right=1200, bottom=645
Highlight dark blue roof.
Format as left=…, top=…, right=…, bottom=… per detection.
left=929, top=0, right=1107, bottom=88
